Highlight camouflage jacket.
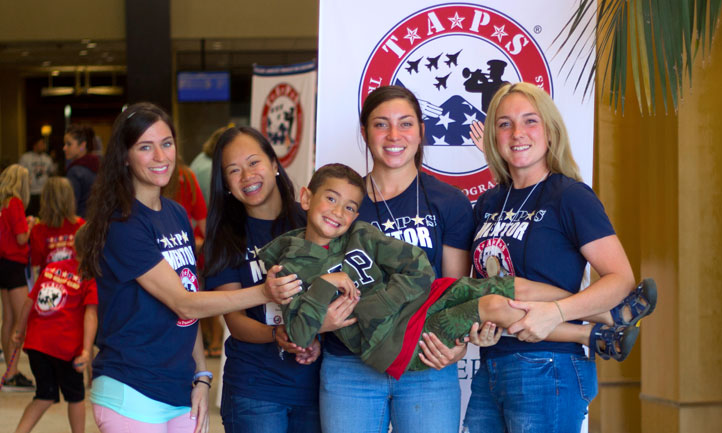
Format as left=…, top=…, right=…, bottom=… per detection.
left=259, top=221, right=435, bottom=374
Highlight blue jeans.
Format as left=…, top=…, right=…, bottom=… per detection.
left=463, top=351, right=597, bottom=433
left=320, top=351, right=460, bottom=433
left=220, top=386, right=320, bottom=433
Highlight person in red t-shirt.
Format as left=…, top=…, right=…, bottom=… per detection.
left=0, top=164, right=36, bottom=390
left=12, top=257, right=98, bottom=433
left=29, top=177, right=85, bottom=278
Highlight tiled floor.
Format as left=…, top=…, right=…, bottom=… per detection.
left=0, top=353, right=225, bottom=433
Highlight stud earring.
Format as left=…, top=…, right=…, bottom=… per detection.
left=276, top=171, right=280, bottom=176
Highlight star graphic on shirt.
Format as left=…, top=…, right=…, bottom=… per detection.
left=462, top=112, right=478, bottom=125
left=412, top=214, right=425, bottom=226
left=404, top=27, right=421, bottom=45
left=448, top=12, right=465, bottom=29
left=436, top=112, right=456, bottom=129
left=504, top=209, right=516, bottom=220
left=252, top=245, right=262, bottom=259
left=490, top=213, right=499, bottom=221
left=181, top=231, right=189, bottom=242
left=160, top=235, right=171, bottom=248
left=175, top=234, right=184, bottom=245
left=491, top=25, right=508, bottom=42
left=461, top=135, right=474, bottom=145
left=526, top=210, right=536, bottom=220
left=382, top=219, right=396, bottom=230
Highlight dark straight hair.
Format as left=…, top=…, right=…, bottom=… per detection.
left=203, top=126, right=304, bottom=277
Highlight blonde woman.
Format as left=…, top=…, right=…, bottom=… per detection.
left=464, top=82, right=639, bottom=432
left=0, top=164, right=36, bottom=390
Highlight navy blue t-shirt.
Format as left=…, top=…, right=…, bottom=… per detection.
left=471, top=173, right=615, bottom=358
left=93, top=198, right=200, bottom=407
left=326, top=172, right=474, bottom=356
left=206, top=211, right=319, bottom=407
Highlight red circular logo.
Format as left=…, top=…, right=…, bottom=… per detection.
left=261, top=83, right=304, bottom=167
left=359, top=4, right=552, bottom=201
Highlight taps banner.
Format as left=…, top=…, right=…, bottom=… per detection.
left=317, top=1, right=594, bottom=430
left=250, top=61, right=317, bottom=191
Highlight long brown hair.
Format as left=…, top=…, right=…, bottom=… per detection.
left=39, top=177, right=78, bottom=228
left=77, top=103, right=175, bottom=278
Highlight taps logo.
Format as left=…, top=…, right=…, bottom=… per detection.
left=177, top=267, right=200, bottom=327
left=359, top=3, right=552, bottom=200
left=35, top=282, right=67, bottom=316
left=261, top=83, right=304, bottom=167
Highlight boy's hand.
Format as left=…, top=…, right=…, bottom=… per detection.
left=319, top=294, right=358, bottom=332
left=319, top=272, right=359, bottom=299
left=263, top=265, right=303, bottom=304
left=72, top=350, right=91, bottom=373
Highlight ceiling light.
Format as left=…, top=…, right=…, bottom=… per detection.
left=87, top=42, right=97, bottom=49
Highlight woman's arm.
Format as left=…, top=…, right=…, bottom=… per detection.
left=508, top=234, right=635, bottom=342
left=215, top=282, right=276, bottom=344
left=441, top=245, right=471, bottom=279
left=136, top=262, right=302, bottom=320
left=73, top=304, right=98, bottom=372
left=190, top=328, right=210, bottom=433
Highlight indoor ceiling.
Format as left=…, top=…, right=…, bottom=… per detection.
left=0, top=37, right=317, bottom=75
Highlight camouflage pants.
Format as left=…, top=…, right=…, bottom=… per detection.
left=407, top=275, right=515, bottom=371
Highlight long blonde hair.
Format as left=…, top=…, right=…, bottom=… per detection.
left=0, top=164, right=30, bottom=208
left=483, top=82, right=582, bottom=186
left=39, top=177, right=78, bottom=228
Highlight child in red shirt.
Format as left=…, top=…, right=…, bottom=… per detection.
left=12, top=257, right=98, bottom=433
left=0, top=164, right=36, bottom=390
left=29, top=177, right=85, bottom=277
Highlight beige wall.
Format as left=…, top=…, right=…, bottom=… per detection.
left=171, top=0, right=318, bottom=39
left=0, top=1, right=125, bottom=41
left=0, top=0, right=319, bottom=42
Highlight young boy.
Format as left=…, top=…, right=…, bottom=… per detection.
left=260, top=164, right=656, bottom=379
left=11, top=257, right=97, bottom=433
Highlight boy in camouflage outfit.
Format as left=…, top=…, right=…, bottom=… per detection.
left=260, top=164, right=652, bottom=378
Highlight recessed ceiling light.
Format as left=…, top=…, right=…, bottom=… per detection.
left=87, top=42, right=97, bottom=49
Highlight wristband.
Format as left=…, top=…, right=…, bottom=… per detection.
left=271, top=325, right=278, bottom=343
left=193, top=379, right=211, bottom=388
left=193, top=371, right=213, bottom=382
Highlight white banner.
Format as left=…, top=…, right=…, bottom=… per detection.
left=250, top=61, right=317, bottom=192
left=318, top=1, right=594, bottom=431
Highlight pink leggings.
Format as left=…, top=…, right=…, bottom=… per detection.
left=93, top=404, right=196, bottom=433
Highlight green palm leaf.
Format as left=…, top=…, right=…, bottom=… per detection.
left=558, top=0, right=722, bottom=113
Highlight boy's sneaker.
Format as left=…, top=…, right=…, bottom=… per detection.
left=1, top=373, right=35, bottom=392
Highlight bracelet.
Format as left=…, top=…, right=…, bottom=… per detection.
left=552, top=300, right=565, bottom=322
left=193, top=379, right=211, bottom=389
left=271, top=325, right=278, bottom=343
left=193, top=371, right=213, bottom=382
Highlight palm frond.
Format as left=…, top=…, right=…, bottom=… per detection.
left=557, top=0, right=722, bottom=114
